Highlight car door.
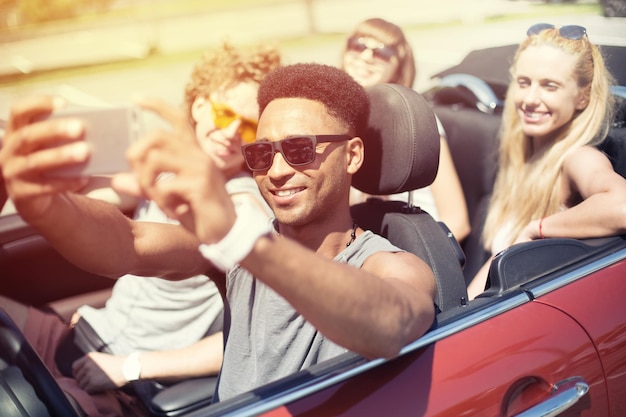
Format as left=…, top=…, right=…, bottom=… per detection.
left=422, top=299, right=608, bottom=417
left=530, top=258, right=626, bottom=417
left=256, top=296, right=607, bottom=417
left=0, top=212, right=114, bottom=308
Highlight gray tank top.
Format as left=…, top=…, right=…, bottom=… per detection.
left=215, top=230, right=402, bottom=401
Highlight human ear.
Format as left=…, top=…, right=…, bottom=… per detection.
left=346, top=137, right=364, bottom=174
left=576, top=88, right=590, bottom=110
left=191, top=97, right=208, bottom=123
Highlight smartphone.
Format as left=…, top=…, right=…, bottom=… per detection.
left=43, top=106, right=145, bottom=177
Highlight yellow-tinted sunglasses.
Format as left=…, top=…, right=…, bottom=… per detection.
left=210, top=100, right=258, bottom=144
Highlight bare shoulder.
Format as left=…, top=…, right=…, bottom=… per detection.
left=363, top=250, right=435, bottom=290
left=562, top=146, right=615, bottom=183
left=563, top=145, right=626, bottom=198
left=565, top=145, right=612, bottom=170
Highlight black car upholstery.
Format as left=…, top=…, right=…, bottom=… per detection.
left=352, top=83, right=469, bottom=312
left=598, top=93, right=626, bottom=178
left=433, top=105, right=501, bottom=284
left=0, top=308, right=84, bottom=417
left=483, top=235, right=626, bottom=297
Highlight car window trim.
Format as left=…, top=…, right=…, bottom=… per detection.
left=527, top=247, right=626, bottom=299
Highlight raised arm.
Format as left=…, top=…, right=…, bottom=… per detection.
left=78, top=175, right=139, bottom=213
left=518, top=146, right=626, bottom=241
left=243, top=235, right=436, bottom=358
left=0, top=95, right=209, bottom=280
left=469, top=145, right=626, bottom=301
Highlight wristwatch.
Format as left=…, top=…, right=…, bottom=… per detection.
left=122, top=352, right=142, bottom=382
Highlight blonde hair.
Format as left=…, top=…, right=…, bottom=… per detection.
left=482, top=27, right=615, bottom=250
left=341, top=18, right=416, bottom=88
left=183, top=42, right=281, bottom=121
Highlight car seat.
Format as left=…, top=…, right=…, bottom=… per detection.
left=432, top=104, right=501, bottom=284
left=0, top=308, right=85, bottom=417
left=598, top=90, right=626, bottom=178
left=426, top=73, right=504, bottom=115
left=351, top=83, right=469, bottom=312
left=425, top=71, right=503, bottom=284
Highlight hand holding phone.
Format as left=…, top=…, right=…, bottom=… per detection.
left=43, top=106, right=144, bottom=177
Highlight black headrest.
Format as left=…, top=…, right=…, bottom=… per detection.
left=353, top=84, right=440, bottom=195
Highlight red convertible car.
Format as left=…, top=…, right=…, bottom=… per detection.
left=1, top=44, right=625, bottom=417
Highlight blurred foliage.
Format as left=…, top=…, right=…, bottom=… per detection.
left=0, top=0, right=292, bottom=31
left=0, top=0, right=114, bottom=26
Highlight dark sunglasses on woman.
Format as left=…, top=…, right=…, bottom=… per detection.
left=346, top=36, right=396, bottom=62
left=526, top=23, right=587, bottom=40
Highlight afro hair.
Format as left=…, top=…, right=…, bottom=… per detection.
left=257, top=63, right=369, bottom=133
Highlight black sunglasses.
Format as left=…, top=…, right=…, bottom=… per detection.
left=347, top=36, right=396, bottom=62
left=526, top=23, right=587, bottom=40
left=241, top=135, right=351, bottom=171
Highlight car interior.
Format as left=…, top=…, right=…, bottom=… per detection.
left=0, top=82, right=469, bottom=417
left=1, top=43, right=626, bottom=416
left=431, top=104, right=500, bottom=283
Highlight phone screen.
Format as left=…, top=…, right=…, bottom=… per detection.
left=44, top=106, right=145, bottom=177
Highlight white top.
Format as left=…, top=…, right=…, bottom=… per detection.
left=78, top=174, right=267, bottom=354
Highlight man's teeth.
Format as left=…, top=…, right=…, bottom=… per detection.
left=276, top=189, right=298, bottom=197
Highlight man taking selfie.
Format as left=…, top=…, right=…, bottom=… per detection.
left=1, top=63, right=437, bottom=403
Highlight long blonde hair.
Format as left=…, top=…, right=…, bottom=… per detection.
left=482, top=27, right=615, bottom=250
left=340, top=18, right=416, bottom=88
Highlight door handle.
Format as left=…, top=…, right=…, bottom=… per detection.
left=513, top=376, right=589, bottom=417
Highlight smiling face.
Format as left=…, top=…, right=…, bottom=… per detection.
left=512, top=44, right=588, bottom=146
left=191, top=81, right=259, bottom=177
left=342, top=36, right=399, bottom=88
left=253, top=98, right=356, bottom=227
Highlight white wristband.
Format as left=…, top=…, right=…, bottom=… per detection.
left=198, top=199, right=272, bottom=272
left=122, top=352, right=142, bottom=382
